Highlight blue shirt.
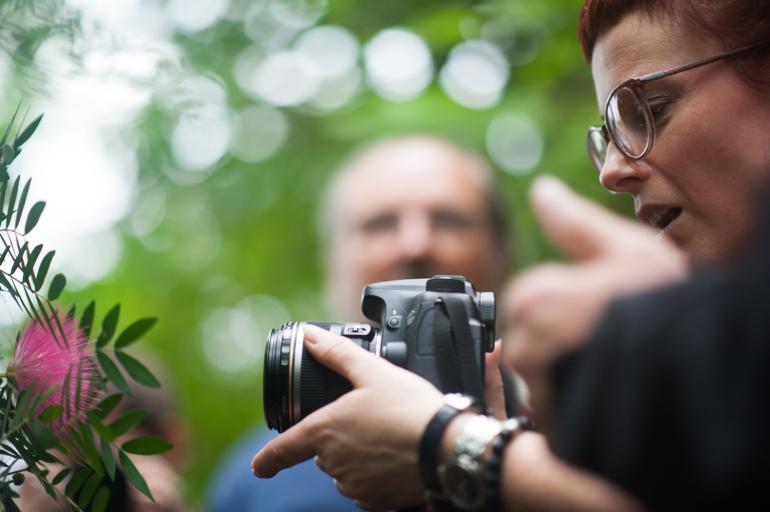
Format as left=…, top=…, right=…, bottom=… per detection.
left=207, top=427, right=360, bottom=511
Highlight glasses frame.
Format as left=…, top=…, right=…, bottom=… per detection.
left=588, top=43, right=765, bottom=171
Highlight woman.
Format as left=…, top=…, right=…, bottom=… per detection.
left=251, top=1, right=770, bottom=510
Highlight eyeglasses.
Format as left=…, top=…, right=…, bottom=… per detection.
left=587, top=44, right=764, bottom=172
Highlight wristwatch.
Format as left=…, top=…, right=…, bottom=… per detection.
left=437, top=414, right=502, bottom=510
left=419, top=393, right=484, bottom=498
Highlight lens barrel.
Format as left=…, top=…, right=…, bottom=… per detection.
left=263, top=322, right=380, bottom=432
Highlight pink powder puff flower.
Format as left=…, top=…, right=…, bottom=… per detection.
left=8, top=315, right=100, bottom=432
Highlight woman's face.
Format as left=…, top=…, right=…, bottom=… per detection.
left=592, top=12, right=770, bottom=264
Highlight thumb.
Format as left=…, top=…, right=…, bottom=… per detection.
left=302, top=324, right=380, bottom=387
left=530, top=175, right=647, bottom=260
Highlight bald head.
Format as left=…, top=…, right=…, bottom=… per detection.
left=319, top=136, right=511, bottom=320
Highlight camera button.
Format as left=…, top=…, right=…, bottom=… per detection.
left=387, top=316, right=402, bottom=329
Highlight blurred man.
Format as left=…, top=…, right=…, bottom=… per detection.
left=206, top=135, right=512, bottom=511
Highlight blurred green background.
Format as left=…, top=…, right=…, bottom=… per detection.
left=0, top=0, right=634, bottom=506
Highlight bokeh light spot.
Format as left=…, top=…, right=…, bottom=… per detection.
left=171, top=105, right=233, bottom=172
left=486, top=112, right=544, bottom=174
left=167, top=0, right=229, bottom=33
left=230, top=105, right=289, bottom=163
left=295, top=25, right=359, bottom=79
left=201, top=294, right=290, bottom=375
left=439, top=39, right=509, bottom=109
left=269, top=0, right=328, bottom=29
left=250, top=50, right=321, bottom=106
left=364, top=28, right=433, bottom=102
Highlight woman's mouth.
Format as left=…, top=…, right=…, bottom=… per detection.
left=639, top=204, right=683, bottom=231
left=652, top=207, right=682, bottom=230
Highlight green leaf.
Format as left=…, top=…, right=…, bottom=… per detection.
left=42, top=296, right=68, bottom=347
left=78, top=424, right=104, bottom=474
left=12, top=388, right=38, bottom=426
left=0, top=173, right=7, bottom=213
left=48, top=273, right=66, bottom=300
left=1, top=144, right=13, bottom=164
left=38, top=405, right=63, bottom=422
left=1, top=494, right=21, bottom=512
left=80, top=300, right=95, bottom=337
left=22, top=243, right=42, bottom=284
left=28, top=419, right=60, bottom=450
left=24, top=200, right=45, bottom=234
left=14, top=178, right=31, bottom=229
left=65, top=467, right=91, bottom=497
left=14, top=113, right=43, bottom=148
left=0, top=103, right=21, bottom=146
left=5, top=175, right=19, bottom=227
left=100, top=438, right=117, bottom=480
left=10, top=241, right=29, bottom=274
left=78, top=472, right=103, bottom=508
left=35, top=473, right=57, bottom=500
left=87, top=412, right=115, bottom=443
left=51, top=467, right=71, bottom=485
left=0, top=272, right=13, bottom=293
left=91, top=486, right=110, bottom=512
left=119, top=451, right=153, bottom=501
left=115, top=351, right=160, bottom=388
left=96, top=304, right=120, bottom=348
left=33, top=249, right=55, bottom=291
left=107, top=409, right=147, bottom=438
left=121, top=435, right=172, bottom=456
left=92, top=393, right=123, bottom=420
left=114, top=317, right=157, bottom=349
left=96, top=351, right=129, bottom=394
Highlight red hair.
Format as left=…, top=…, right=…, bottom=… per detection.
left=578, top=0, right=770, bottom=73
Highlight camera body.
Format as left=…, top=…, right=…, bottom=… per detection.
left=264, top=275, right=495, bottom=432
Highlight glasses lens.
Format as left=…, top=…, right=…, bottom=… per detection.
left=587, top=128, right=607, bottom=172
left=606, top=86, right=650, bottom=158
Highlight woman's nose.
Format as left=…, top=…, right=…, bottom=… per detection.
left=598, top=143, right=649, bottom=194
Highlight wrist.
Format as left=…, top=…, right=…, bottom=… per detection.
left=433, top=411, right=535, bottom=511
left=418, top=393, right=484, bottom=499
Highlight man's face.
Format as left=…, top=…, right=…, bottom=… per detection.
left=326, top=142, right=507, bottom=320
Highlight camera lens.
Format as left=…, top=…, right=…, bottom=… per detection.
left=263, top=322, right=381, bottom=432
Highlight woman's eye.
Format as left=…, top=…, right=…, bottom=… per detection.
left=647, top=96, right=675, bottom=125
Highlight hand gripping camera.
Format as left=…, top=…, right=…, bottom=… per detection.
left=263, top=275, right=495, bottom=432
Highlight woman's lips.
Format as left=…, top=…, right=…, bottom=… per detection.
left=638, top=205, right=682, bottom=231
left=654, top=207, right=682, bottom=230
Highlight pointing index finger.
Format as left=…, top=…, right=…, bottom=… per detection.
left=251, top=414, right=321, bottom=478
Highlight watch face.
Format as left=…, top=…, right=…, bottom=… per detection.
left=442, top=464, right=482, bottom=509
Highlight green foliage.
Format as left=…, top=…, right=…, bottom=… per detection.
left=0, top=113, right=171, bottom=510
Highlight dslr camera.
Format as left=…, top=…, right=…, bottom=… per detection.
left=263, top=275, right=495, bottom=432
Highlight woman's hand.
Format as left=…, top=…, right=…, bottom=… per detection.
left=503, top=177, right=688, bottom=432
left=251, top=324, right=444, bottom=510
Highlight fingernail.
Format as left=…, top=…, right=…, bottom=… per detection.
left=302, top=325, right=319, bottom=345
